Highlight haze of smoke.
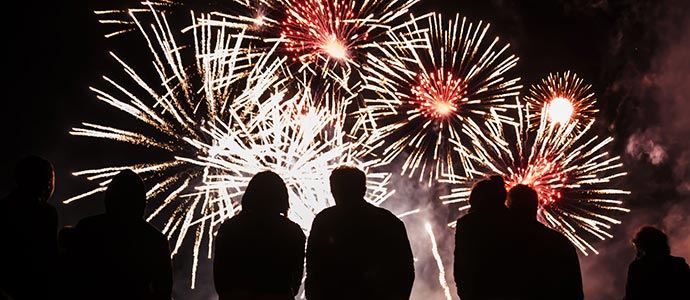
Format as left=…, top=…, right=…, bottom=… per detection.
left=580, top=1, right=690, bottom=299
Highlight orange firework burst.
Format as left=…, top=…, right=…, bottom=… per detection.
left=441, top=99, right=630, bottom=255
left=359, top=13, right=521, bottom=185
left=525, top=71, right=598, bottom=131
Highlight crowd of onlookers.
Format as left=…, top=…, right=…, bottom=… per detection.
left=1, top=154, right=688, bottom=300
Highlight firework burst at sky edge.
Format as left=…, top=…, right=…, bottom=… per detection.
left=196, top=0, right=420, bottom=96
left=65, top=5, right=396, bottom=288
left=359, top=12, right=522, bottom=186
left=440, top=99, right=630, bottom=255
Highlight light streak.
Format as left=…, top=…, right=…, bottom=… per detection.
left=426, top=223, right=453, bottom=300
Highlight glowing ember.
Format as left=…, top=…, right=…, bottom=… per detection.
left=548, top=97, right=575, bottom=125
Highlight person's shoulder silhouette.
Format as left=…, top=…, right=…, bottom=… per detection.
left=214, top=170, right=306, bottom=300
left=305, top=166, right=414, bottom=300
left=0, top=155, right=58, bottom=300
left=70, top=169, right=172, bottom=300
left=453, top=175, right=520, bottom=300
left=507, top=184, right=583, bottom=300
left=624, top=225, right=690, bottom=300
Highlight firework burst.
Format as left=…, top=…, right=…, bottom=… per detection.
left=198, top=0, right=419, bottom=95
left=441, top=100, right=630, bottom=254
left=66, top=5, right=393, bottom=287
left=359, top=13, right=522, bottom=185
left=525, top=71, right=598, bottom=131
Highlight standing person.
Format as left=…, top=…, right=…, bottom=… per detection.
left=624, top=225, right=690, bottom=300
left=0, top=155, right=58, bottom=300
left=507, top=184, right=583, bottom=300
left=453, top=175, right=520, bottom=300
left=214, top=171, right=306, bottom=300
left=69, top=169, right=173, bottom=300
left=305, top=166, right=414, bottom=300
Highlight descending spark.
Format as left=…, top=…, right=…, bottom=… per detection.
left=426, top=223, right=453, bottom=300
left=525, top=71, right=598, bottom=131
left=441, top=100, right=630, bottom=255
left=359, top=13, right=522, bottom=185
left=66, top=5, right=393, bottom=288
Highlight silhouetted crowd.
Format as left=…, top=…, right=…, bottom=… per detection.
left=1, top=155, right=689, bottom=300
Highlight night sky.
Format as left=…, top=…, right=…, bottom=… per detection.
left=2, top=1, right=690, bottom=299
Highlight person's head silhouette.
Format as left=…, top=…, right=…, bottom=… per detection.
left=241, top=171, right=289, bottom=216
left=468, top=175, right=506, bottom=212
left=507, top=184, right=539, bottom=222
left=104, top=169, right=146, bottom=220
left=632, top=225, right=670, bottom=258
left=14, top=154, right=55, bottom=203
left=329, top=166, right=366, bottom=206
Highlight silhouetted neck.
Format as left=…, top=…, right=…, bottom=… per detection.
left=334, top=197, right=367, bottom=208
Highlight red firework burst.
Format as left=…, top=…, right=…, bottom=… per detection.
left=504, top=157, right=568, bottom=206
left=411, top=70, right=468, bottom=119
left=280, top=0, right=368, bottom=64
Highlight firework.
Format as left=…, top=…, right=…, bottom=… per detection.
left=359, top=13, right=522, bottom=185
left=66, top=5, right=393, bottom=287
left=525, top=71, right=598, bottom=131
left=441, top=100, right=630, bottom=254
left=198, top=0, right=419, bottom=94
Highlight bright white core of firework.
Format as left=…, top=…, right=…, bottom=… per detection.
left=548, top=97, right=575, bottom=124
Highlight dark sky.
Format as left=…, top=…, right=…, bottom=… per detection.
left=3, top=1, right=689, bottom=300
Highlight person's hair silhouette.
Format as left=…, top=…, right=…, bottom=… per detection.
left=214, top=170, right=305, bottom=300
left=13, top=154, right=55, bottom=202
left=453, top=175, right=518, bottom=300
left=468, top=175, right=507, bottom=211
left=329, top=166, right=366, bottom=205
left=631, top=225, right=670, bottom=258
left=104, top=169, right=146, bottom=219
left=624, top=225, right=690, bottom=300
left=305, top=166, right=414, bottom=300
left=241, top=170, right=289, bottom=215
left=67, top=169, right=172, bottom=300
left=0, top=155, right=58, bottom=300
left=506, top=184, right=583, bottom=300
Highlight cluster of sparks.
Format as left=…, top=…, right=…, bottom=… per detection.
left=359, top=13, right=521, bottom=184
left=67, top=5, right=394, bottom=287
left=71, top=0, right=633, bottom=291
left=440, top=100, right=630, bottom=254
left=525, top=71, right=598, bottom=131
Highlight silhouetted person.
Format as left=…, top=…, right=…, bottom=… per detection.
left=0, top=155, right=58, bottom=300
left=214, top=171, right=306, bottom=300
left=624, top=225, right=690, bottom=300
left=454, top=175, right=520, bottom=300
left=507, top=184, right=583, bottom=300
left=305, top=166, right=414, bottom=300
left=69, top=169, right=172, bottom=300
